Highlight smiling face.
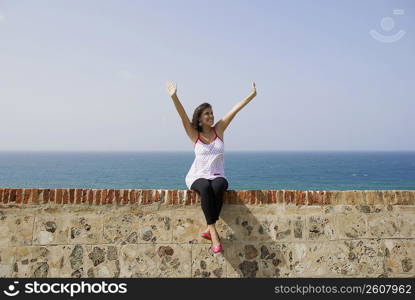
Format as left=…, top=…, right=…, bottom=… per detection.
left=199, top=107, right=214, bottom=127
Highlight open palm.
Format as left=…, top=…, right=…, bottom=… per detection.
left=251, top=82, right=257, bottom=97
left=166, top=81, right=177, bottom=97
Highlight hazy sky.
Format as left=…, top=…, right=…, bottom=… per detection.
left=0, top=0, right=414, bottom=151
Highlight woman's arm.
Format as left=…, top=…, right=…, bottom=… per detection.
left=216, top=82, right=257, bottom=133
left=166, top=81, right=197, bottom=140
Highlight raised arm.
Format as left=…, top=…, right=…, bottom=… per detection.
left=166, top=81, right=197, bottom=141
left=216, top=82, right=257, bottom=133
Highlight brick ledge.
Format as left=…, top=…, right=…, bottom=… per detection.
left=0, top=188, right=414, bottom=206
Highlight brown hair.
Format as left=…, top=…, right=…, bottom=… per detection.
left=191, top=102, right=212, bottom=132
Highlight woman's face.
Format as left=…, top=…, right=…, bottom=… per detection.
left=199, top=108, right=214, bottom=126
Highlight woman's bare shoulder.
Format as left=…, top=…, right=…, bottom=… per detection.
left=185, top=123, right=199, bottom=144
left=214, top=122, right=224, bottom=141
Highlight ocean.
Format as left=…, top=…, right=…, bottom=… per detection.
left=0, top=151, right=414, bottom=190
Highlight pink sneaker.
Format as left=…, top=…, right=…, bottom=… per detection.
left=210, top=243, right=223, bottom=253
left=200, top=232, right=211, bottom=240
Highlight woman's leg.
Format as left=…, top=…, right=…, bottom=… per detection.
left=190, top=178, right=216, bottom=225
left=210, top=177, right=229, bottom=222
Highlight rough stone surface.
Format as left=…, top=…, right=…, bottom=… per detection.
left=0, top=189, right=414, bottom=277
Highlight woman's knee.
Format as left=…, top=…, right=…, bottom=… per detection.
left=212, top=177, right=229, bottom=190
left=191, top=178, right=211, bottom=191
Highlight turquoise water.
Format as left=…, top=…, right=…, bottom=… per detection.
left=0, top=151, right=414, bottom=190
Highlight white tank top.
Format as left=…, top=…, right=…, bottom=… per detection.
left=185, top=127, right=226, bottom=190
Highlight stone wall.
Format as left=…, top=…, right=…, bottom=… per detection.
left=0, top=188, right=414, bottom=278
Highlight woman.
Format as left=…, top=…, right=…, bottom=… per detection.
left=166, top=81, right=257, bottom=253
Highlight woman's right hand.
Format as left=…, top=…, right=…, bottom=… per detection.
left=166, top=81, right=177, bottom=97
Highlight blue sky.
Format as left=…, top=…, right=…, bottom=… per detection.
left=0, top=0, right=414, bottom=151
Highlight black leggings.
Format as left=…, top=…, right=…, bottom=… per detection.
left=190, top=177, right=229, bottom=225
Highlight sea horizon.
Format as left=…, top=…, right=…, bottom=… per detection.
left=0, top=150, right=414, bottom=191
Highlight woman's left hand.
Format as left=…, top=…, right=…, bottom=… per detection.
left=250, top=82, right=257, bottom=97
